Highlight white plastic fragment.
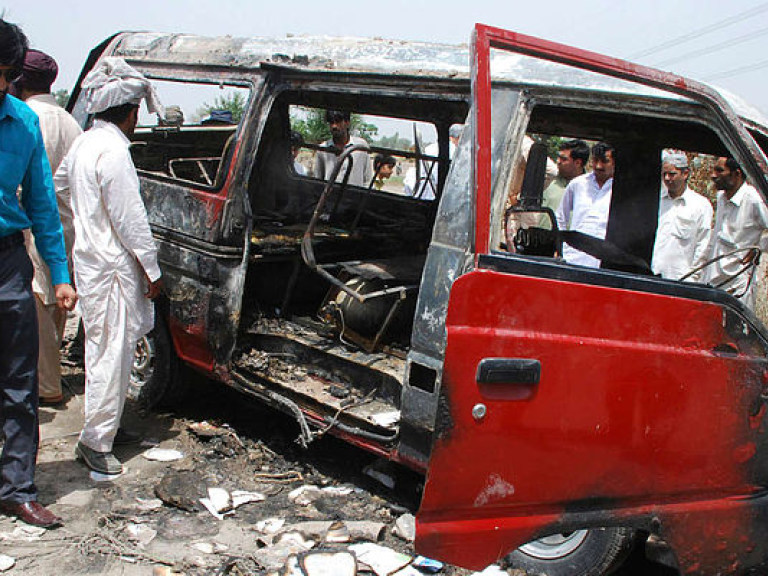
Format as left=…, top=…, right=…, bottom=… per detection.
left=321, top=485, right=353, bottom=496
left=471, top=565, right=508, bottom=576
left=300, top=550, right=357, bottom=576
left=200, top=487, right=232, bottom=520
left=288, top=485, right=322, bottom=506
left=275, top=531, right=316, bottom=549
left=231, top=490, right=265, bottom=508
left=191, top=542, right=215, bottom=554
left=0, top=555, right=15, bottom=572
left=135, top=497, right=164, bottom=511
left=0, top=525, right=46, bottom=541
left=349, top=543, right=411, bottom=576
left=142, top=447, right=184, bottom=462
left=370, top=410, right=400, bottom=427
left=393, top=513, right=415, bottom=542
left=126, top=523, right=157, bottom=547
left=207, top=487, right=232, bottom=512
left=391, top=567, right=423, bottom=576
left=255, top=517, right=285, bottom=534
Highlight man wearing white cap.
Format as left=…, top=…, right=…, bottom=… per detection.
left=55, top=57, right=163, bottom=475
left=651, top=152, right=713, bottom=281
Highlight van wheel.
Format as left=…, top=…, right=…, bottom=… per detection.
left=505, top=527, right=635, bottom=576
left=129, top=313, right=186, bottom=410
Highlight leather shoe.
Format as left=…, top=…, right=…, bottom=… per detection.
left=0, top=501, right=62, bottom=528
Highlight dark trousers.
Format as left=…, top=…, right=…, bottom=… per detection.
left=0, top=242, right=39, bottom=503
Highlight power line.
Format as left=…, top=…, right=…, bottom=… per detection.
left=626, top=2, right=768, bottom=60
left=704, top=57, right=768, bottom=81
left=652, top=24, right=768, bottom=67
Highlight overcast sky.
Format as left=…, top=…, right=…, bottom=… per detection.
left=5, top=0, right=768, bottom=116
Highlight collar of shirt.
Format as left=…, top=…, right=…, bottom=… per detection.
left=661, top=186, right=693, bottom=205
left=0, top=94, right=23, bottom=123
left=93, top=118, right=130, bottom=145
left=586, top=171, right=613, bottom=193
left=27, top=93, right=59, bottom=107
left=725, top=183, right=749, bottom=207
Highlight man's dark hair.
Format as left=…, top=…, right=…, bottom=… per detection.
left=374, top=154, right=396, bottom=171
left=561, top=139, right=590, bottom=165
left=95, top=103, right=139, bottom=125
left=0, top=19, right=28, bottom=81
left=725, top=157, right=743, bottom=176
left=592, top=141, right=615, bottom=162
left=290, top=130, right=304, bottom=148
left=325, top=109, right=350, bottom=123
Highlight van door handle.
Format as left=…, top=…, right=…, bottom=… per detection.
left=476, top=358, right=541, bottom=385
left=476, top=358, right=540, bottom=401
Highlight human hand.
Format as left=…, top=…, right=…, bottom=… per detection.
left=742, top=248, right=760, bottom=265
left=54, top=283, right=77, bottom=311
left=144, top=274, right=164, bottom=300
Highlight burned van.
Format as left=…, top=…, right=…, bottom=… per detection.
left=68, top=24, right=768, bottom=575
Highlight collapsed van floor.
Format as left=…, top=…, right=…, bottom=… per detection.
left=232, top=317, right=404, bottom=443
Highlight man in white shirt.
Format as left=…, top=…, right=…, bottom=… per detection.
left=55, top=58, right=163, bottom=475
left=651, top=152, right=713, bottom=281
left=12, top=49, right=81, bottom=405
left=313, top=110, right=371, bottom=187
left=705, top=156, right=768, bottom=310
left=555, top=142, right=615, bottom=268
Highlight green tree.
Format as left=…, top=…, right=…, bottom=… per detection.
left=532, top=134, right=564, bottom=161
left=54, top=89, right=69, bottom=108
left=375, top=131, right=412, bottom=150
left=197, top=91, right=247, bottom=123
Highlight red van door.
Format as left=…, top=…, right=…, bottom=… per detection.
left=416, top=24, right=768, bottom=575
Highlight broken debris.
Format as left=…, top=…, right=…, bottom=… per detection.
left=299, top=549, right=357, bottom=575
left=142, top=447, right=184, bottom=462
left=349, top=542, right=412, bottom=576
left=393, top=513, right=415, bottom=542
left=154, top=469, right=206, bottom=512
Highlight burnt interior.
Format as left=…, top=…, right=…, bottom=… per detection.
left=234, top=87, right=468, bottom=436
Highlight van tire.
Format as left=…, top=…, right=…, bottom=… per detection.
left=504, top=527, right=635, bottom=576
left=129, top=312, right=186, bottom=410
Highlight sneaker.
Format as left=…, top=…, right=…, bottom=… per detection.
left=75, top=442, right=123, bottom=475
left=113, top=428, right=141, bottom=446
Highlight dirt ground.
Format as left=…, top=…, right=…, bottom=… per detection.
left=0, top=320, right=480, bottom=576
left=0, top=320, right=680, bottom=576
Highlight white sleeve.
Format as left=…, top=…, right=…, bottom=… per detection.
left=97, top=148, right=162, bottom=282
left=752, top=192, right=768, bottom=252
left=690, top=200, right=714, bottom=281
left=556, top=182, right=573, bottom=231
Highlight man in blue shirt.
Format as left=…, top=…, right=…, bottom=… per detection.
left=0, top=18, right=76, bottom=529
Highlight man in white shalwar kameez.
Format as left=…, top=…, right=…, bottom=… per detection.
left=55, top=58, right=164, bottom=475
